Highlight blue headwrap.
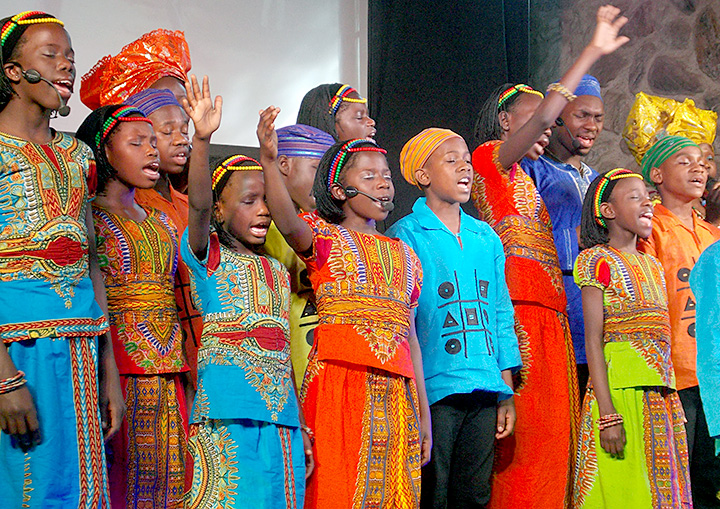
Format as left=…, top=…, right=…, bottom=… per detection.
left=125, top=88, right=181, bottom=116
left=574, top=74, right=602, bottom=101
left=277, top=124, right=335, bottom=160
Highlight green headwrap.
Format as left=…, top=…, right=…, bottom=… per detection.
left=640, top=135, right=698, bottom=186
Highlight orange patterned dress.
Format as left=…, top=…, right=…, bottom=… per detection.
left=93, top=205, right=188, bottom=509
left=471, top=141, right=579, bottom=508
left=299, top=212, right=423, bottom=509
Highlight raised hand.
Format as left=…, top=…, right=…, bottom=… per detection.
left=182, top=75, right=222, bottom=141
left=257, top=106, right=281, bottom=163
left=590, top=5, right=630, bottom=55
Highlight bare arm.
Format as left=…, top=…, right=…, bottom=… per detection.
left=257, top=106, right=313, bottom=254
left=408, top=313, right=432, bottom=466
left=582, top=285, right=626, bottom=456
left=86, top=207, right=125, bottom=440
left=496, top=369, right=516, bottom=439
left=497, top=5, right=629, bottom=169
left=183, top=75, right=223, bottom=260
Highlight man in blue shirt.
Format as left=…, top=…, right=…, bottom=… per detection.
left=388, top=128, right=521, bottom=508
left=523, top=74, right=603, bottom=396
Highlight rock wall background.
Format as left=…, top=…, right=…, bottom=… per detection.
left=528, top=0, right=720, bottom=173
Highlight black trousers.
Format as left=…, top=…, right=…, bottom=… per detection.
left=421, top=391, right=497, bottom=509
left=679, top=385, right=720, bottom=508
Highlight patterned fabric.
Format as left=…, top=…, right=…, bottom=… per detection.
left=575, top=245, right=674, bottom=388
left=264, top=222, right=317, bottom=387
left=299, top=212, right=422, bottom=378
left=398, top=128, right=462, bottom=186
left=572, top=245, right=691, bottom=508
left=186, top=418, right=305, bottom=509
left=572, top=74, right=602, bottom=100
left=107, top=374, right=187, bottom=509
left=572, top=386, right=691, bottom=508
left=276, top=124, right=335, bottom=160
left=135, top=186, right=203, bottom=387
left=93, top=205, right=187, bottom=375
left=302, top=355, right=421, bottom=509
left=471, top=140, right=579, bottom=508
left=0, top=131, right=108, bottom=342
left=386, top=197, right=521, bottom=405
left=181, top=230, right=298, bottom=427
left=689, top=239, right=720, bottom=438
left=0, top=336, right=110, bottom=508
left=523, top=153, right=598, bottom=363
left=637, top=204, right=720, bottom=389
left=125, top=88, right=181, bottom=116
left=80, top=29, right=191, bottom=110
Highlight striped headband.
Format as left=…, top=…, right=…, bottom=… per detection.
left=328, top=85, right=367, bottom=115
left=327, top=139, right=387, bottom=189
left=95, top=106, right=152, bottom=148
left=1, top=11, right=64, bottom=64
left=399, top=128, right=463, bottom=187
left=212, top=155, right=262, bottom=191
left=640, top=135, right=698, bottom=186
left=498, top=84, right=544, bottom=108
left=593, top=168, right=642, bottom=227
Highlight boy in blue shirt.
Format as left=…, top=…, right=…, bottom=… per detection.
left=387, top=128, right=521, bottom=508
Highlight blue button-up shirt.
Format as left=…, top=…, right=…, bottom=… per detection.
left=387, top=198, right=521, bottom=405
left=523, top=155, right=597, bottom=363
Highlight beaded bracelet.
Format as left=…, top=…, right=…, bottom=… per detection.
left=597, top=413, right=624, bottom=431
left=300, top=424, right=315, bottom=445
left=0, top=370, right=27, bottom=395
left=547, top=82, right=577, bottom=102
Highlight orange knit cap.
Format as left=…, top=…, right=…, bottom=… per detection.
left=399, top=128, right=463, bottom=186
left=80, top=29, right=191, bottom=110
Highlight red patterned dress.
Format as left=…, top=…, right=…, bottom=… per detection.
left=572, top=245, right=691, bottom=508
left=93, top=205, right=188, bottom=509
left=471, top=141, right=578, bottom=507
left=299, top=212, right=423, bottom=509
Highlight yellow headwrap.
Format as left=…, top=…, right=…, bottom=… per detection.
left=623, top=92, right=717, bottom=166
left=399, top=128, right=463, bottom=186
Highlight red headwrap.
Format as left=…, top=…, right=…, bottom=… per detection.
left=80, top=29, right=191, bottom=110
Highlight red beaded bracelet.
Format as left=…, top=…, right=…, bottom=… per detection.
left=0, top=370, right=27, bottom=394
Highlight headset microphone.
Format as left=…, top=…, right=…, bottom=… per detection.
left=555, top=118, right=581, bottom=150
left=344, top=186, right=395, bottom=212
left=22, top=69, right=71, bottom=117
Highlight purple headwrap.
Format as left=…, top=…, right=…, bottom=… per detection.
left=125, top=88, right=181, bottom=116
left=277, top=124, right=335, bottom=160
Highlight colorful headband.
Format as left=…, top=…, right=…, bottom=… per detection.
left=640, top=135, right=698, bottom=185
left=1, top=11, right=64, bottom=65
left=327, top=139, right=387, bottom=189
left=498, top=84, right=544, bottom=108
left=593, top=168, right=642, bottom=227
left=95, top=106, right=152, bottom=148
left=328, top=85, right=367, bottom=115
left=0, top=11, right=63, bottom=47
left=212, top=155, right=262, bottom=191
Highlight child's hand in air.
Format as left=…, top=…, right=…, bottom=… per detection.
left=183, top=74, right=223, bottom=141
left=600, top=422, right=626, bottom=458
left=589, top=5, right=630, bottom=55
left=496, top=396, right=516, bottom=439
left=257, top=106, right=280, bottom=163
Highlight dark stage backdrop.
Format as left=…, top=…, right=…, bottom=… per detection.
left=368, top=0, right=530, bottom=229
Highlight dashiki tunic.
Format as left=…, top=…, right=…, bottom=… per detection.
left=181, top=231, right=304, bottom=509
left=299, top=212, right=423, bottom=509
left=93, top=204, right=188, bottom=509
left=471, top=140, right=578, bottom=508
left=0, top=131, right=110, bottom=508
left=572, top=245, right=691, bottom=509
